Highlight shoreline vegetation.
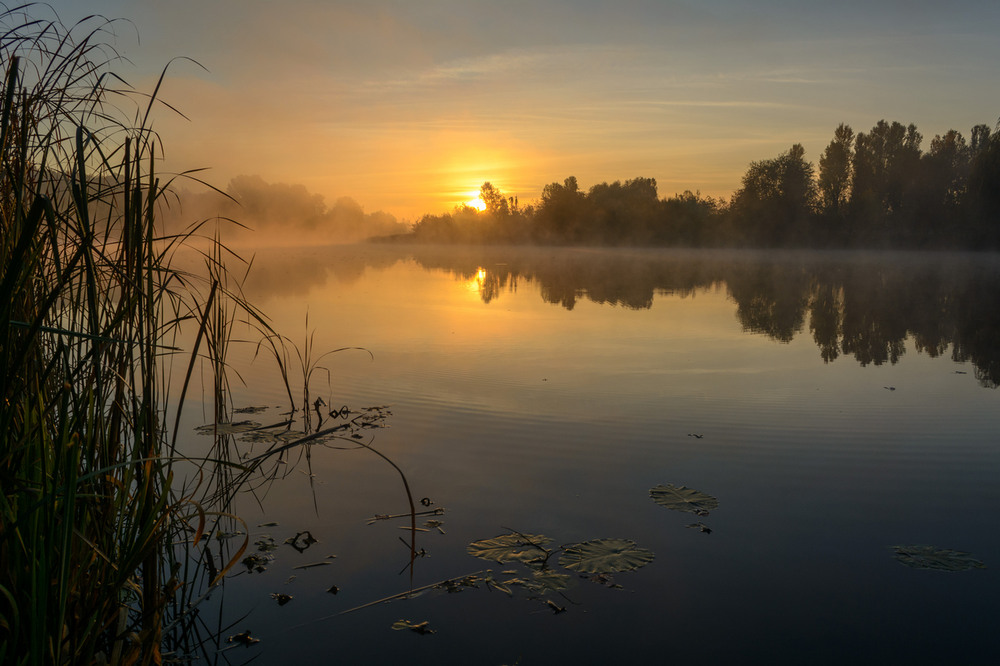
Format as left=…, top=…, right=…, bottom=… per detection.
left=389, top=120, right=1000, bottom=249
left=0, top=8, right=283, bottom=664
left=168, top=115, right=1000, bottom=250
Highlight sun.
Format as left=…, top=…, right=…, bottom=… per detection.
left=464, top=196, right=487, bottom=212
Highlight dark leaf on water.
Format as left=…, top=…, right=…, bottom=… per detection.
left=467, top=533, right=551, bottom=564
left=285, top=530, right=318, bottom=552
left=270, top=593, right=293, bottom=606
left=891, top=545, right=986, bottom=571
left=685, top=522, right=712, bottom=534
left=327, top=584, right=339, bottom=594
left=650, top=484, right=719, bottom=516
left=558, top=538, right=654, bottom=574
left=227, top=630, right=260, bottom=646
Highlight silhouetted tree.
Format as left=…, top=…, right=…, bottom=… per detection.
left=817, top=123, right=854, bottom=243
left=658, top=190, right=720, bottom=246
left=585, top=177, right=659, bottom=245
left=411, top=212, right=461, bottom=241
left=910, top=129, right=970, bottom=245
left=731, top=144, right=816, bottom=246
left=850, top=120, right=923, bottom=244
left=534, top=176, right=585, bottom=243
left=967, top=120, right=1000, bottom=248
left=479, top=181, right=510, bottom=217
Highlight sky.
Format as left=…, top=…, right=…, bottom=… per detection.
left=23, top=0, right=1000, bottom=221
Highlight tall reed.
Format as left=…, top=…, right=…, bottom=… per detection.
left=0, top=7, right=255, bottom=663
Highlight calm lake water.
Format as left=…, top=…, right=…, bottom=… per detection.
left=181, top=245, right=1000, bottom=665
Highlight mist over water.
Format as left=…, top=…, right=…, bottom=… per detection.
left=161, top=175, right=410, bottom=246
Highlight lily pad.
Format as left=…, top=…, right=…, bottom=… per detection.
left=234, top=406, right=270, bottom=414
left=557, top=538, right=654, bottom=574
left=650, top=484, right=718, bottom=516
left=195, top=421, right=261, bottom=435
left=891, top=545, right=986, bottom=571
left=467, top=533, right=551, bottom=565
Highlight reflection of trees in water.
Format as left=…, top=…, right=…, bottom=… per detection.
left=239, top=245, right=407, bottom=299
left=404, top=246, right=1000, bottom=387
left=221, top=244, right=1000, bottom=387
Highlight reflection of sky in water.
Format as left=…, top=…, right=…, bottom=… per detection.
left=186, top=246, right=1000, bottom=664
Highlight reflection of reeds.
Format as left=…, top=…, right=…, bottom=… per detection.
left=0, top=9, right=259, bottom=662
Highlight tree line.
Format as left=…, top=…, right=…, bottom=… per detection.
left=403, top=118, right=1000, bottom=249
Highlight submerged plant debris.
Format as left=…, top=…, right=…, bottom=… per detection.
left=649, top=484, right=719, bottom=516
left=891, top=545, right=987, bottom=571
left=242, top=553, right=273, bottom=574
left=580, top=572, right=623, bottom=589
left=685, top=522, right=713, bottom=534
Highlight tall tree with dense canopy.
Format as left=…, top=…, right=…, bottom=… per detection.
left=850, top=120, right=923, bottom=243
left=818, top=123, right=854, bottom=228
left=732, top=144, right=816, bottom=246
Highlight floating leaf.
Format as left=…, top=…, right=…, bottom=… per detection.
left=467, top=533, right=551, bottom=564
left=650, top=484, right=718, bottom=516
left=234, top=406, right=270, bottom=414
left=558, top=538, right=654, bottom=574
left=195, top=421, right=261, bottom=435
left=270, top=593, right=293, bottom=606
left=238, top=431, right=278, bottom=443
left=392, top=619, right=435, bottom=635
left=891, top=545, right=986, bottom=571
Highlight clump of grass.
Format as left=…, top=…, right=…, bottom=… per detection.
left=0, top=7, right=260, bottom=663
